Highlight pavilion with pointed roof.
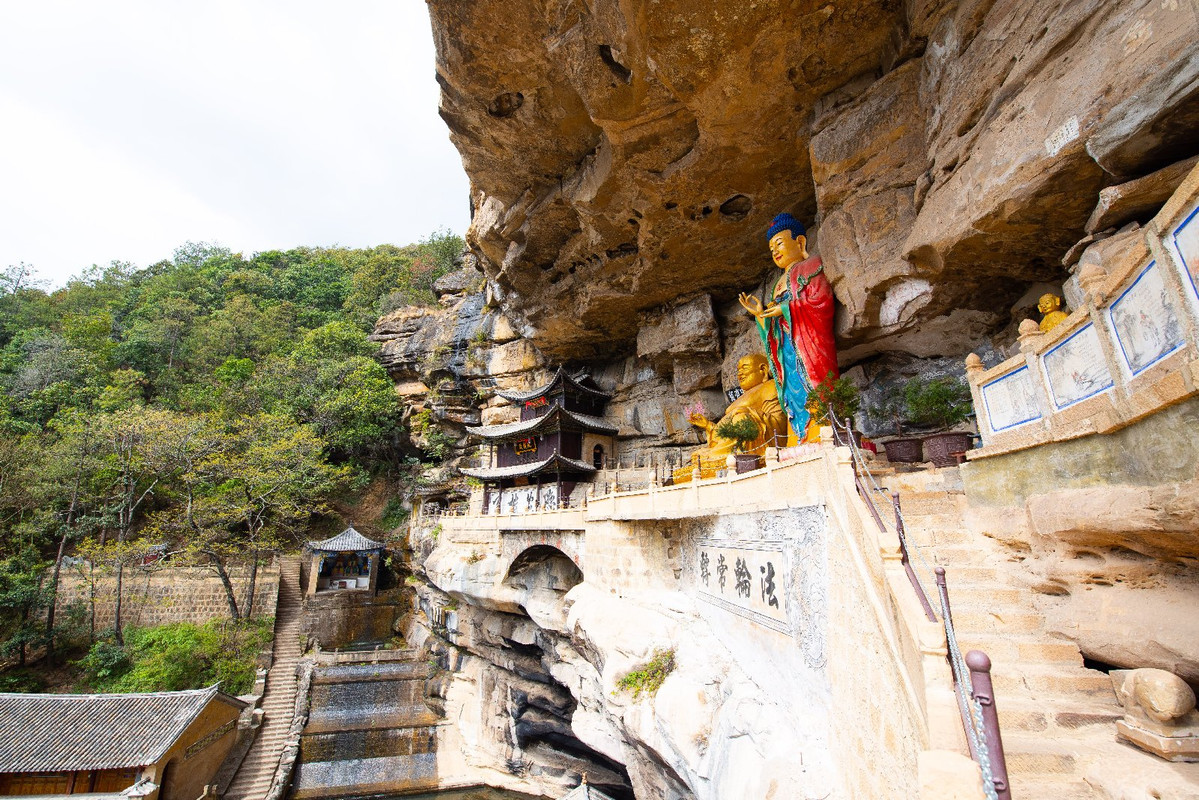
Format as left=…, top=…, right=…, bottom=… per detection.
left=558, top=775, right=617, bottom=800
left=464, top=368, right=617, bottom=513
left=304, top=525, right=385, bottom=596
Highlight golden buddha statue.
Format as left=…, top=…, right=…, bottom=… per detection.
left=1038, top=293, right=1069, bottom=333
left=687, top=353, right=791, bottom=459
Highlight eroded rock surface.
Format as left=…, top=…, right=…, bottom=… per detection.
left=427, top=0, right=1199, bottom=364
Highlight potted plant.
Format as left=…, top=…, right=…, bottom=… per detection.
left=809, top=372, right=861, bottom=446
left=714, top=416, right=762, bottom=474
left=903, top=376, right=975, bottom=467
left=869, top=385, right=924, bottom=464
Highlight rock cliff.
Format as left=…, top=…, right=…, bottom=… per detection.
left=428, top=0, right=1198, bottom=368
left=371, top=6, right=1199, bottom=795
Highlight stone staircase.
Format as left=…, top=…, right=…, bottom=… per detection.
left=885, top=475, right=1194, bottom=799
left=225, top=556, right=304, bottom=800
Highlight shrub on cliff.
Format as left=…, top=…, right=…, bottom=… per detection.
left=616, top=648, right=676, bottom=699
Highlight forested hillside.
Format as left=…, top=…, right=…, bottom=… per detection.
left=0, top=231, right=462, bottom=683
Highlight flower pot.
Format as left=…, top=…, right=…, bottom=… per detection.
left=734, top=453, right=763, bottom=474
left=923, top=432, right=974, bottom=468
left=832, top=425, right=863, bottom=448
left=882, top=437, right=924, bottom=463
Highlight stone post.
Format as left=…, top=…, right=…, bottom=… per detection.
left=963, top=353, right=987, bottom=447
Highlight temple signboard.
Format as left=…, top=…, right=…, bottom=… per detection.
left=695, top=538, right=790, bottom=633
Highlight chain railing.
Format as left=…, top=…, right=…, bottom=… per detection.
left=828, top=413, right=1010, bottom=800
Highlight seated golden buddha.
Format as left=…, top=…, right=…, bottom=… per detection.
left=1038, top=293, right=1069, bottom=333
left=675, top=354, right=791, bottom=481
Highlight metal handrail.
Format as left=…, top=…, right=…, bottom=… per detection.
left=828, top=412, right=1008, bottom=800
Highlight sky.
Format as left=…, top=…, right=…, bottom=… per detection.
left=0, top=1, right=471, bottom=287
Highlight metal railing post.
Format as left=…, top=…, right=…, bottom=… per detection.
left=935, top=566, right=953, bottom=626
left=967, top=651, right=1011, bottom=800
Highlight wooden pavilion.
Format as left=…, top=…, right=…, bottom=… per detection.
left=304, top=526, right=385, bottom=596
left=463, top=368, right=616, bottom=513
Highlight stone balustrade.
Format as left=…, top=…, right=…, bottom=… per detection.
left=967, top=164, right=1199, bottom=459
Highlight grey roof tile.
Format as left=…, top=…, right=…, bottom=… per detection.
left=307, top=526, right=385, bottom=553
left=0, top=686, right=243, bottom=772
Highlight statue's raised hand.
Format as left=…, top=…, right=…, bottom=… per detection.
left=739, top=292, right=781, bottom=320
left=739, top=292, right=764, bottom=318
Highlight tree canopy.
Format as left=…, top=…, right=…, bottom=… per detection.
left=0, top=230, right=463, bottom=664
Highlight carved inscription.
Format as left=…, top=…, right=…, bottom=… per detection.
left=695, top=539, right=789, bottom=633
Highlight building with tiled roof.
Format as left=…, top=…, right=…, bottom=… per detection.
left=558, top=776, right=617, bottom=800
left=466, top=367, right=616, bottom=513
left=0, top=685, right=246, bottom=799
left=304, top=526, right=386, bottom=596
left=494, top=367, right=612, bottom=404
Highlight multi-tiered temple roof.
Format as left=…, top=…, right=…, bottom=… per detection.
left=493, top=367, right=612, bottom=404
left=461, top=368, right=615, bottom=494
left=466, top=405, right=617, bottom=441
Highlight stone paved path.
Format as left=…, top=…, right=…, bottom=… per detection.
left=225, top=556, right=303, bottom=800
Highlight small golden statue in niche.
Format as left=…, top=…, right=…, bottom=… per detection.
left=686, top=353, right=790, bottom=459
left=1037, top=293, right=1069, bottom=333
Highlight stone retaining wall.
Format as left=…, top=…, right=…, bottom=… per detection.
left=55, top=562, right=280, bottom=630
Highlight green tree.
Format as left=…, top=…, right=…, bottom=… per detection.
left=0, top=548, right=50, bottom=665
left=88, top=408, right=197, bottom=644
left=152, top=414, right=349, bottom=618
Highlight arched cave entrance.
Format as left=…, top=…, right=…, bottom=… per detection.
left=494, top=545, right=634, bottom=799
left=593, top=443, right=605, bottom=469
left=504, top=545, right=583, bottom=595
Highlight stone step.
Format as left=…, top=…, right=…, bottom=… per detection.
left=990, top=666, right=1115, bottom=699
left=940, top=585, right=1025, bottom=609
left=894, top=490, right=966, bottom=516
left=1002, top=736, right=1079, bottom=779
left=898, top=511, right=972, bottom=534
left=937, top=564, right=1004, bottom=586
left=951, top=610, right=1045, bottom=635
left=954, top=635, right=1083, bottom=666
left=995, top=696, right=1122, bottom=734
left=1007, top=776, right=1098, bottom=800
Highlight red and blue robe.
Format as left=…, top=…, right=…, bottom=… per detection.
left=755, top=255, right=838, bottom=438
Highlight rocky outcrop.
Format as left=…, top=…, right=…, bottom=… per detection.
left=427, top=0, right=1199, bottom=365
left=413, top=543, right=834, bottom=800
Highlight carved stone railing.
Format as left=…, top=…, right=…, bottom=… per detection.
left=967, top=163, right=1199, bottom=459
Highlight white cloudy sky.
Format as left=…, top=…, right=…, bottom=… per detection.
left=0, top=1, right=471, bottom=287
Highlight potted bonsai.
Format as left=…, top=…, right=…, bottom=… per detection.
left=903, top=376, right=974, bottom=467
left=869, top=385, right=924, bottom=464
left=809, top=372, right=861, bottom=446
left=714, top=416, right=762, bottom=474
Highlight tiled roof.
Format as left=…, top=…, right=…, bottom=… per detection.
left=459, top=452, right=597, bottom=481
left=0, top=685, right=244, bottom=772
left=467, top=406, right=618, bottom=439
left=307, top=526, right=385, bottom=553
left=495, top=367, right=612, bottom=403
left=560, top=782, right=617, bottom=800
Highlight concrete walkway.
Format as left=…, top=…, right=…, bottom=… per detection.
left=225, top=556, right=304, bottom=800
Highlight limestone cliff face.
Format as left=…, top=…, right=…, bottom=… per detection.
left=428, top=0, right=1199, bottom=364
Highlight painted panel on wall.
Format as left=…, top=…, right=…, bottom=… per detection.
left=1108, top=260, right=1185, bottom=376
left=981, top=365, right=1042, bottom=433
left=1041, top=323, right=1114, bottom=410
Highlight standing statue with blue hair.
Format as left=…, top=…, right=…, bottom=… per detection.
left=738, top=213, right=839, bottom=444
